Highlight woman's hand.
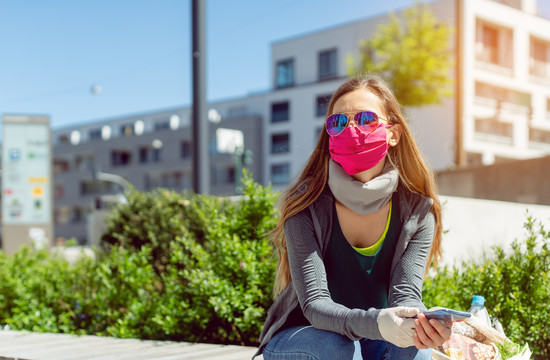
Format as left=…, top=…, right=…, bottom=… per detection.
left=413, top=313, right=452, bottom=349
left=377, top=306, right=419, bottom=348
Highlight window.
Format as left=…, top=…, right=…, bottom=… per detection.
left=181, top=141, right=192, bottom=159
left=475, top=117, right=513, bottom=141
left=319, top=49, right=338, bottom=80
left=139, top=146, right=162, bottom=163
left=54, top=183, right=64, bottom=199
left=276, top=58, right=294, bottom=88
left=57, top=134, right=69, bottom=145
left=475, top=21, right=513, bottom=69
left=315, top=94, right=332, bottom=117
left=70, top=206, right=87, bottom=224
left=154, top=120, right=170, bottom=131
left=529, top=128, right=550, bottom=144
left=80, top=180, right=114, bottom=196
left=211, top=164, right=235, bottom=186
left=479, top=24, right=498, bottom=64
left=88, top=128, right=102, bottom=141
left=53, top=158, right=70, bottom=173
left=111, top=149, right=132, bottom=166
left=271, top=133, right=290, bottom=154
left=139, top=147, right=147, bottom=163
left=271, top=101, right=290, bottom=122
left=75, top=153, right=95, bottom=171
left=271, top=163, right=290, bottom=185
left=120, top=123, right=134, bottom=136
left=530, top=37, right=550, bottom=78
left=55, top=207, right=70, bottom=225
left=475, top=82, right=530, bottom=107
left=145, top=171, right=185, bottom=190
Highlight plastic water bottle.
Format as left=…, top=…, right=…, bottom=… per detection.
left=468, top=295, right=491, bottom=326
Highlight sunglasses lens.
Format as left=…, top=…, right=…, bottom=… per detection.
left=326, top=114, right=348, bottom=136
left=355, top=111, right=378, bottom=133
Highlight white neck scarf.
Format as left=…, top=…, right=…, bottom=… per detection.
left=327, top=159, right=399, bottom=215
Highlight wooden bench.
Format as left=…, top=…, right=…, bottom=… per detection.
left=0, top=330, right=261, bottom=360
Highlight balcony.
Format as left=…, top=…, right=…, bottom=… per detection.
left=529, top=127, right=550, bottom=150
left=530, top=59, right=550, bottom=79
left=473, top=97, right=530, bottom=145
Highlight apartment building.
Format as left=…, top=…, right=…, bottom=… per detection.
left=53, top=106, right=264, bottom=243
left=51, top=0, right=550, bottom=244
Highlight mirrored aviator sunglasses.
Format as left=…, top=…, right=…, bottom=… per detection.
left=325, top=111, right=381, bottom=136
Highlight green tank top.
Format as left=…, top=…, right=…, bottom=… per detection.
left=324, top=191, right=401, bottom=310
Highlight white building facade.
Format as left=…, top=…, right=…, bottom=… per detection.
left=463, top=0, right=550, bottom=165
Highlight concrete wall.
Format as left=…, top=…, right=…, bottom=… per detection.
left=439, top=194, right=550, bottom=268
left=437, top=155, right=550, bottom=205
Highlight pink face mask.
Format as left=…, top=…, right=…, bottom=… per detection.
left=328, top=124, right=389, bottom=176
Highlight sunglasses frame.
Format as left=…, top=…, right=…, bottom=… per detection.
left=325, top=110, right=389, bottom=137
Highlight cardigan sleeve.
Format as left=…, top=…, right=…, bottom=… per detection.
left=284, top=209, right=384, bottom=341
left=388, top=209, right=435, bottom=310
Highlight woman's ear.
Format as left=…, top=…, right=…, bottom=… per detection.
left=388, top=124, right=401, bottom=147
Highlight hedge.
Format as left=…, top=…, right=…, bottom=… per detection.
left=422, top=214, right=549, bottom=359
left=0, top=174, right=278, bottom=346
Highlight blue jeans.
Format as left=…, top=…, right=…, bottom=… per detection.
left=263, top=326, right=432, bottom=360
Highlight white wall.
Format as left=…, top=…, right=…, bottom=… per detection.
left=438, top=195, right=550, bottom=268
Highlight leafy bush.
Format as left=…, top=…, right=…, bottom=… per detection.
left=100, top=172, right=279, bottom=344
left=0, top=246, right=99, bottom=334
left=423, top=214, right=550, bottom=359
left=0, top=174, right=278, bottom=346
left=0, top=172, right=284, bottom=346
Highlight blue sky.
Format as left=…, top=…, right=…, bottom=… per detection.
left=1, top=0, right=549, bottom=131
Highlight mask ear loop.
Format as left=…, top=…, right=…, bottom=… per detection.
left=385, top=123, right=400, bottom=173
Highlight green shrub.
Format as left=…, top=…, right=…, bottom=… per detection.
left=423, top=214, right=550, bottom=359
left=100, top=185, right=218, bottom=275
left=0, top=246, right=97, bottom=334
left=0, top=174, right=278, bottom=346
left=99, top=172, right=278, bottom=345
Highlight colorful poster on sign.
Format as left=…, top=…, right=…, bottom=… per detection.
left=2, top=118, right=51, bottom=225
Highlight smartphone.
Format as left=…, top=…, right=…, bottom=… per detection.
left=415, top=308, right=471, bottom=322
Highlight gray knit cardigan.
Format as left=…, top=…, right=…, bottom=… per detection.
left=253, top=184, right=435, bottom=359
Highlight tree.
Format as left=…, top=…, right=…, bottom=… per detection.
left=347, top=1, right=454, bottom=107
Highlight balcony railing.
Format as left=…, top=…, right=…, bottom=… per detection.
left=530, top=59, right=550, bottom=79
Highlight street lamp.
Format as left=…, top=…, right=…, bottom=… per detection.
left=88, top=166, right=131, bottom=248
left=92, top=168, right=131, bottom=195
left=215, top=128, right=253, bottom=195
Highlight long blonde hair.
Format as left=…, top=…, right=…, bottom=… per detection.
left=271, top=75, right=443, bottom=298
